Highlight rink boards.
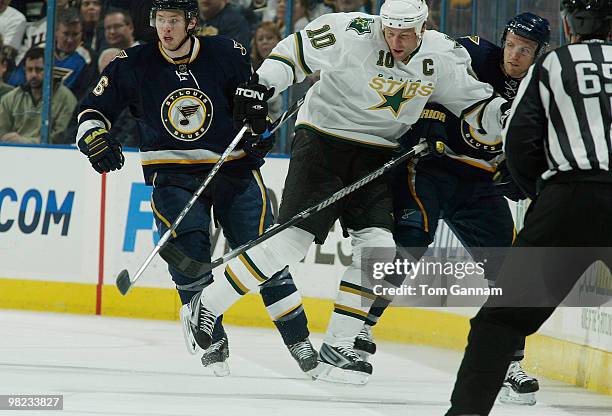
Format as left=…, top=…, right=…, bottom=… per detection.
left=0, top=144, right=610, bottom=394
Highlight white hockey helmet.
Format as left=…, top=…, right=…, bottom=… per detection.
left=380, top=0, right=429, bottom=33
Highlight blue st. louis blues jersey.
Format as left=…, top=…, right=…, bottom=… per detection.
left=423, top=35, right=523, bottom=179
left=78, top=36, right=260, bottom=184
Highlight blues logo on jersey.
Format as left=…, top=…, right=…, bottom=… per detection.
left=460, top=123, right=503, bottom=153
left=161, top=88, right=214, bottom=141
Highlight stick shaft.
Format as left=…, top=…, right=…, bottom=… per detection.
left=121, top=96, right=306, bottom=290
left=210, top=142, right=429, bottom=271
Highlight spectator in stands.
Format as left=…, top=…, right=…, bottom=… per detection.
left=0, top=0, right=26, bottom=53
left=52, top=7, right=96, bottom=99
left=0, top=47, right=76, bottom=144
left=10, top=7, right=96, bottom=102
left=103, top=0, right=156, bottom=43
left=15, top=0, right=72, bottom=63
left=251, top=21, right=281, bottom=119
left=37, top=8, right=95, bottom=99
left=333, top=0, right=364, bottom=13
left=0, top=47, right=15, bottom=100
left=197, top=0, right=252, bottom=51
left=103, top=8, right=139, bottom=50
left=275, top=0, right=310, bottom=31
left=251, top=21, right=280, bottom=70
left=80, top=0, right=104, bottom=54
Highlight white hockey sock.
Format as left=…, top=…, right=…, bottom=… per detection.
left=324, top=227, right=396, bottom=347
left=201, top=227, right=314, bottom=316
left=324, top=265, right=373, bottom=346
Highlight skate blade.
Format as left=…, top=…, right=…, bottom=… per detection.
left=311, top=362, right=369, bottom=385
left=208, top=361, right=230, bottom=377
left=179, top=305, right=199, bottom=355
left=498, top=385, right=536, bottom=406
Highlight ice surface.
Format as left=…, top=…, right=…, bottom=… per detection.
left=0, top=311, right=610, bottom=416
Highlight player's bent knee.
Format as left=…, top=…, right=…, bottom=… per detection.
left=349, top=227, right=396, bottom=267
left=264, top=226, right=314, bottom=264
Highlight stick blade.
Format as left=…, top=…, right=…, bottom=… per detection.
left=160, top=242, right=212, bottom=278
left=116, top=269, right=132, bottom=295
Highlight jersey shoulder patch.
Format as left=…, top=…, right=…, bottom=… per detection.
left=466, top=35, right=480, bottom=45
left=346, top=16, right=374, bottom=35
left=199, top=35, right=249, bottom=62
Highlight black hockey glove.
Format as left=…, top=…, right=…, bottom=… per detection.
left=493, top=159, right=526, bottom=201
left=398, top=113, right=447, bottom=157
left=241, top=120, right=276, bottom=158
left=78, top=127, right=124, bottom=174
left=233, top=73, right=275, bottom=135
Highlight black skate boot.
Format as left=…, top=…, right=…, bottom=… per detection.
left=498, top=361, right=539, bottom=405
left=354, top=324, right=376, bottom=361
left=201, top=332, right=230, bottom=377
left=313, top=342, right=373, bottom=385
left=287, top=338, right=318, bottom=375
left=180, top=291, right=216, bottom=352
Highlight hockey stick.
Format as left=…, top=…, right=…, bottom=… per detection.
left=115, top=96, right=306, bottom=295
left=159, top=141, right=437, bottom=278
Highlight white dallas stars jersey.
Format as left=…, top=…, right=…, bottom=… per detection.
left=258, top=12, right=506, bottom=148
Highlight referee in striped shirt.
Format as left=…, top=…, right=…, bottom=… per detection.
left=446, top=1, right=611, bottom=415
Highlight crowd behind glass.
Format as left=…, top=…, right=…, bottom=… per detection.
left=0, top=0, right=563, bottom=152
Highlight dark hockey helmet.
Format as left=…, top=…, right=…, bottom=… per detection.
left=150, top=0, right=199, bottom=29
left=502, top=12, right=551, bottom=58
left=561, top=0, right=612, bottom=38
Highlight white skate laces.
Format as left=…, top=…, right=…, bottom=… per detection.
left=498, top=361, right=539, bottom=406
left=197, top=304, right=216, bottom=335
left=334, top=341, right=361, bottom=361
left=288, top=340, right=315, bottom=360
left=287, top=339, right=319, bottom=374
left=507, top=361, right=533, bottom=385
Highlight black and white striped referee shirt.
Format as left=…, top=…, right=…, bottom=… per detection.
left=502, top=39, right=611, bottom=198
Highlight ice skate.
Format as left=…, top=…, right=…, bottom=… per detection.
left=287, top=338, right=319, bottom=375
left=201, top=332, right=230, bottom=377
left=180, top=292, right=216, bottom=352
left=313, top=342, right=372, bottom=385
left=498, top=361, right=539, bottom=405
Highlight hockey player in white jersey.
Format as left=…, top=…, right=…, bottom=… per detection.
left=181, top=0, right=509, bottom=384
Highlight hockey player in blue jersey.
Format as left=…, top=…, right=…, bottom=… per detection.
left=353, top=12, right=550, bottom=404
left=75, top=0, right=317, bottom=376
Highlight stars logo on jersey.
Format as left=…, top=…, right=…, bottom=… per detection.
left=161, top=88, right=214, bottom=141
left=368, top=76, right=434, bottom=118
left=369, top=84, right=412, bottom=117
left=346, top=17, right=374, bottom=35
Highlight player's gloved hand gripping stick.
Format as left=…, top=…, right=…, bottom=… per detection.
left=160, top=140, right=441, bottom=278
left=115, top=95, right=306, bottom=295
